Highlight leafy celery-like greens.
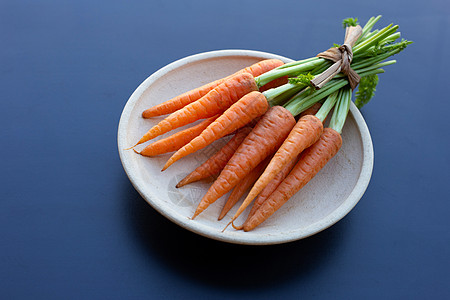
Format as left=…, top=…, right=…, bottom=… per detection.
left=355, top=74, right=379, bottom=108
left=342, top=17, right=359, bottom=28
left=288, top=73, right=315, bottom=86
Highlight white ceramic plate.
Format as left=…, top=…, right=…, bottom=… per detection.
left=118, top=49, right=373, bottom=245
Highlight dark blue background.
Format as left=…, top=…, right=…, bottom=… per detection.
left=1, top=0, right=449, bottom=299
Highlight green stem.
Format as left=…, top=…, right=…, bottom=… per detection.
left=355, top=60, right=396, bottom=74
left=315, top=90, right=339, bottom=122
left=335, top=60, right=396, bottom=79
left=353, top=24, right=399, bottom=55
left=284, top=79, right=348, bottom=116
left=255, top=58, right=325, bottom=87
left=263, top=82, right=306, bottom=105
left=262, top=57, right=393, bottom=109
left=275, top=57, right=318, bottom=69
left=352, top=48, right=402, bottom=69
left=380, top=32, right=401, bottom=44
left=283, top=67, right=385, bottom=116
left=357, top=68, right=385, bottom=78
left=353, top=24, right=393, bottom=53
left=329, top=87, right=352, bottom=134
left=310, top=60, right=333, bottom=76
left=269, top=87, right=307, bottom=107
left=256, top=17, right=401, bottom=90
left=358, top=29, right=380, bottom=46
left=353, top=32, right=402, bottom=61
left=359, top=15, right=382, bottom=40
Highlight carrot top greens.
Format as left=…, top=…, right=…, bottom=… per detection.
left=355, top=74, right=379, bottom=109
left=132, top=16, right=411, bottom=230
left=255, top=15, right=411, bottom=116
left=328, top=87, right=352, bottom=134
left=342, top=17, right=359, bottom=28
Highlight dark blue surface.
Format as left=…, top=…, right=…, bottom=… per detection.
left=1, top=0, right=449, bottom=299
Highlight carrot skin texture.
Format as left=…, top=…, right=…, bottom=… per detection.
left=233, top=115, right=324, bottom=221
left=138, top=115, right=218, bottom=157
left=244, top=154, right=299, bottom=223
left=242, top=59, right=284, bottom=86
left=142, top=59, right=284, bottom=118
left=176, top=127, right=252, bottom=188
left=243, top=128, right=343, bottom=232
left=218, top=157, right=270, bottom=220
left=135, top=72, right=258, bottom=146
left=162, top=91, right=269, bottom=171
left=192, top=106, right=296, bottom=219
left=142, top=79, right=224, bottom=118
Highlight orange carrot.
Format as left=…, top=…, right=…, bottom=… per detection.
left=218, top=157, right=270, bottom=220
left=136, top=115, right=218, bottom=157
left=162, top=91, right=269, bottom=171
left=232, top=104, right=323, bottom=229
left=240, top=154, right=300, bottom=228
left=243, top=128, right=343, bottom=231
left=133, top=72, right=258, bottom=147
left=142, top=59, right=284, bottom=118
left=192, top=106, right=296, bottom=219
left=231, top=114, right=324, bottom=224
left=176, top=127, right=252, bottom=188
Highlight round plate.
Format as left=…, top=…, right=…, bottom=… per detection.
left=117, top=49, right=374, bottom=245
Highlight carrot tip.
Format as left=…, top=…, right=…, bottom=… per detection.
left=222, top=221, right=232, bottom=232
left=124, top=144, right=137, bottom=150
left=161, top=162, right=170, bottom=172
left=231, top=219, right=244, bottom=231
left=232, top=224, right=244, bottom=231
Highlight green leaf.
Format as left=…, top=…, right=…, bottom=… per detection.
left=355, top=74, right=379, bottom=108
left=288, top=73, right=315, bottom=86
left=342, top=17, right=359, bottom=28
left=365, top=38, right=413, bottom=57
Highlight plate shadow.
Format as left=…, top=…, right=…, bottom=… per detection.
left=122, top=178, right=349, bottom=291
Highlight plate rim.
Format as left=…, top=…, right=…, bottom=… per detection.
left=117, top=49, right=374, bottom=245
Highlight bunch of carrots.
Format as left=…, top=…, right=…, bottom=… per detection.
left=128, top=16, right=410, bottom=231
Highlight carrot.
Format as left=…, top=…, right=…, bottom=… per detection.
left=218, top=157, right=270, bottom=220
left=235, top=104, right=323, bottom=228
left=244, top=127, right=343, bottom=231
left=191, top=106, right=296, bottom=219
left=237, top=154, right=300, bottom=229
left=162, top=91, right=269, bottom=171
left=133, top=72, right=258, bottom=147
left=230, top=114, right=324, bottom=224
left=176, top=127, right=252, bottom=188
left=243, top=59, right=286, bottom=90
left=136, top=115, right=218, bottom=157
left=232, top=105, right=323, bottom=229
left=231, top=89, right=346, bottom=229
left=142, top=79, right=226, bottom=119
left=142, top=59, right=284, bottom=118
